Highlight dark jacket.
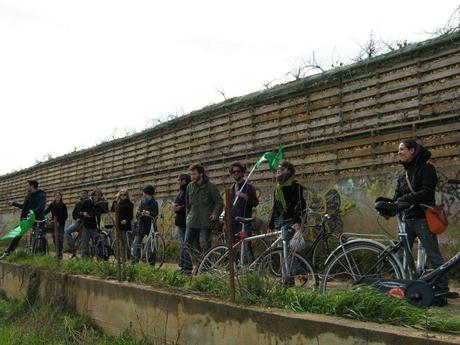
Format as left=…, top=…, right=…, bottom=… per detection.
left=174, top=189, right=187, bottom=228
left=12, top=189, right=47, bottom=220
left=79, top=197, right=99, bottom=229
left=45, top=202, right=68, bottom=226
left=229, top=181, right=259, bottom=224
left=393, top=146, right=437, bottom=219
left=137, top=196, right=159, bottom=234
left=269, top=182, right=306, bottom=229
left=186, top=176, right=224, bottom=230
left=111, top=199, right=134, bottom=231
left=72, top=199, right=85, bottom=221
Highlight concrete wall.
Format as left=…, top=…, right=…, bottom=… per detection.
left=0, top=261, right=459, bottom=345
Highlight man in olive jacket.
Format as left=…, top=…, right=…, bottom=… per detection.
left=181, top=164, right=223, bottom=272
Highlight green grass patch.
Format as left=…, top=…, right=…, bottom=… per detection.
left=0, top=291, right=145, bottom=344
left=5, top=252, right=460, bottom=334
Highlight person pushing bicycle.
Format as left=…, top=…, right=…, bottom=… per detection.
left=379, top=139, right=449, bottom=306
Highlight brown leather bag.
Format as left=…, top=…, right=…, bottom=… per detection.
left=405, top=171, right=448, bottom=234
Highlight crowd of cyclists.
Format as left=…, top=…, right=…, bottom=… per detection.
left=0, top=139, right=454, bottom=306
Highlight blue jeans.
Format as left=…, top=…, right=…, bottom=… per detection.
left=81, top=227, right=99, bottom=258
left=181, top=228, right=211, bottom=270
left=64, top=221, right=82, bottom=253
left=405, top=218, right=449, bottom=294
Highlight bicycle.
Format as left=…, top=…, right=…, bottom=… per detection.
left=128, top=215, right=166, bottom=267
left=302, top=208, right=346, bottom=272
left=26, top=219, right=49, bottom=255
left=319, top=178, right=460, bottom=307
left=197, top=217, right=317, bottom=289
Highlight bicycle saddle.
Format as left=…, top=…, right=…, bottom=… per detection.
left=235, top=217, right=254, bottom=224
left=375, top=201, right=411, bottom=212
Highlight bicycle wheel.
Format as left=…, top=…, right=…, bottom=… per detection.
left=145, top=233, right=165, bottom=268
left=257, top=249, right=317, bottom=290
left=320, top=242, right=403, bottom=293
left=196, top=245, right=230, bottom=275
left=96, top=233, right=110, bottom=261
left=311, top=234, right=342, bottom=272
left=32, top=236, right=48, bottom=255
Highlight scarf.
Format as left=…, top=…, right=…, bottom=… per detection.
left=275, top=175, right=297, bottom=211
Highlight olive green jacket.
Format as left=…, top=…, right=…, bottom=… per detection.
left=185, top=176, right=224, bottom=229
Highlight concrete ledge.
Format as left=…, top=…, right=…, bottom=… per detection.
left=0, top=261, right=459, bottom=345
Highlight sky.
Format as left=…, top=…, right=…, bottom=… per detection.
left=0, top=0, right=458, bottom=175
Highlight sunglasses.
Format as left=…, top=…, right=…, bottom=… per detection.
left=231, top=170, right=242, bottom=174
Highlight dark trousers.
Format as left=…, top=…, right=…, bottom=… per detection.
left=182, top=228, right=211, bottom=270
left=53, top=225, right=64, bottom=259
left=405, top=218, right=449, bottom=294
left=5, top=235, right=22, bottom=253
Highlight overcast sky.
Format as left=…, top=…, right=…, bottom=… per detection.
left=0, top=0, right=458, bottom=175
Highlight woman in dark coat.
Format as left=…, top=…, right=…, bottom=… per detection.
left=392, top=140, right=448, bottom=305
left=45, top=191, right=68, bottom=260
left=111, top=189, right=134, bottom=261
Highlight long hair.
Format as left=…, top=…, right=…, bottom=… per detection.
left=116, top=189, right=130, bottom=202
left=53, top=191, right=63, bottom=205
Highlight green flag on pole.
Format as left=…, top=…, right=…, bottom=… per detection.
left=0, top=211, right=36, bottom=240
left=255, top=145, right=285, bottom=170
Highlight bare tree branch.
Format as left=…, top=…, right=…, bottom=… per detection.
left=216, top=87, right=227, bottom=100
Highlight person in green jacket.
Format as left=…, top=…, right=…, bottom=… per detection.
left=181, top=164, right=224, bottom=273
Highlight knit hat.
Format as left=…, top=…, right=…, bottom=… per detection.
left=143, top=185, right=155, bottom=196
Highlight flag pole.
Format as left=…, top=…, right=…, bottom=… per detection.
left=232, top=163, right=257, bottom=206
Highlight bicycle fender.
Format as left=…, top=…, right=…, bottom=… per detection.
left=323, top=239, right=405, bottom=278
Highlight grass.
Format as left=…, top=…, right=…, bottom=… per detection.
left=0, top=291, right=147, bottom=344
left=5, top=252, right=460, bottom=335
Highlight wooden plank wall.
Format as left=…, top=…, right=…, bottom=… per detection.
left=0, top=34, right=459, bottom=213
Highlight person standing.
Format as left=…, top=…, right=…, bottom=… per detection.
left=44, top=191, right=68, bottom=260
left=132, top=185, right=158, bottom=263
left=111, top=189, right=134, bottom=261
left=228, top=162, right=259, bottom=263
left=172, top=173, right=193, bottom=271
left=181, top=164, right=224, bottom=273
left=392, top=139, right=449, bottom=306
left=0, top=180, right=47, bottom=260
left=64, top=190, right=88, bottom=256
left=79, top=189, right=103, bottom=258
left=269, top=160, right=306, bottom=232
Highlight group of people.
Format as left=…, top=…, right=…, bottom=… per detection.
left=0, top=140, right=451, bottom=304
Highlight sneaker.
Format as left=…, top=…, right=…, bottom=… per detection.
left=0, top=252, right=10, bottom=260
left=433, top=297, right=448, bottom=307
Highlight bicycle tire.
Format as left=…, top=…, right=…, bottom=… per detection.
left=311, top=234, right=342, bottom=272
left=320, top=242, right=403, bottom=293
left=196, top=245, right=230, bottom=275
left=32, top=236, right=48, bottom=255
left=145, top=233, right=166, bottom=268
left=257, top=249, right=317, bottom=290
left=96, top=233, right=110, bottom=261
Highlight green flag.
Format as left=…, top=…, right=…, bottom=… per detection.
left=255, top=145, right=285, bottom=170
left=0, top=211, right=36, bottom=240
